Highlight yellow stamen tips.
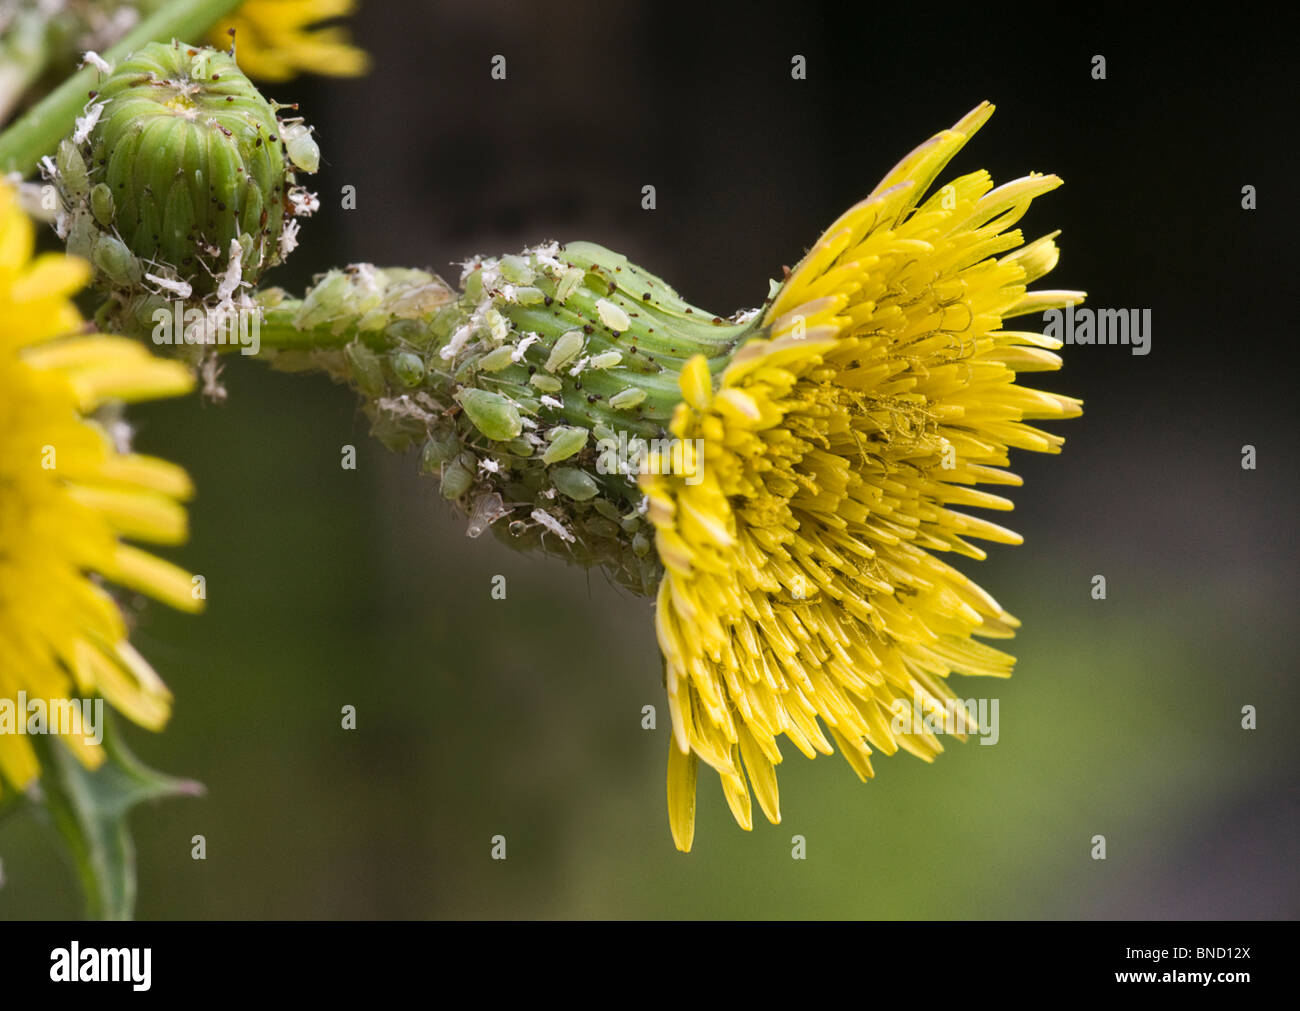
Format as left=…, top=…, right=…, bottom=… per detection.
left=213, top=0, right=371, bottom=83
left=0, top=182, right=201, bottom=797
left=644, top=105, right=1083, bottom=849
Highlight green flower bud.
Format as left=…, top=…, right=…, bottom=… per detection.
left=47, top=40, right=319, bottom=334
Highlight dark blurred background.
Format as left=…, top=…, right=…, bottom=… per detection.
left=2, top=1, right=1297, bottom=918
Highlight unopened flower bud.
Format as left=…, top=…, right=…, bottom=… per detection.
left=48, top=40, right=318, bottom=335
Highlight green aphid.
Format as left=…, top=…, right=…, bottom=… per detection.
left=421, top=430, right=461, bottom=472
left=440, top=452, right=477, bottom=500
left=551, top=467, right=599, bottom=501
left=584, top=516, right=621, bottom=539
left=91, top=235, right=139, bottom=286
left=589, top=350, right=623, bottom=369
left=541, top=426, right=588, bottom=464
left=344, top=341, right=385, bottom=397
left=498, top=255, right=534, bottom=285
left=545, top=330, right=584, bottom=373
left=55, top=140, right=88, bottom=198
left=455, top=387, right=523, bottom=441
left=609, top=387, right=647, bottom=410
left=89, top=183, right=115, bottom=228
left=281, top=122, right=320, bottom=173
left=554, top=265, right=584, bottom=302
left=592, top=499, right=622, bottom=522
left=390, top=351, right=425, bottom=387
left=479, top=345, right=516, bottom=372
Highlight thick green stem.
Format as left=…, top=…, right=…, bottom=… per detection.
left=204, top=251, right=767, bottom=593
left=254, top=300, right=398, bottom=352
left=0, top=0, right=244, bottom=177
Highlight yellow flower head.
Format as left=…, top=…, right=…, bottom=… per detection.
left=0, top=182, right=200, bottom=796
left=641, top=103, right=1084, bottom=850
left=212, top=0, right=370, bottom=82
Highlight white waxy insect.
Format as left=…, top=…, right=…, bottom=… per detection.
left=288, top=187, right=319, bottom=216
left=476, top=260, right=503, bottom=292
left=458, top=257, right=487, bottom=287
left=145, top=273, right=192, bottom=299
left=511, top=333, right=540, bottom=362
left=440, top=323, right=473, bottom=360
left=539, top=395, right=564, bottom=409
left=530, top=242, right=563, bottom=272
left=279, top=219, right=300, bottom=259
left=531, top=508, right=575, bottom=543
left=80, top=51, right=112, bottom=75
left=466, top=492, right=507, bottom=539
left=71, top=101, right=104, bottom=145
left=216, top=239, right=244, bottom=302
left=566, top=356, right=589, bottom=377
left=478, top=457, right=500, bottom=474
left=595, top=298, right=630, bottom=332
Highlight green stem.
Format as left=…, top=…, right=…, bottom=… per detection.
left=253, top=300, right=398, bottom=353
left=0, top=0, right=244, bottom=177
